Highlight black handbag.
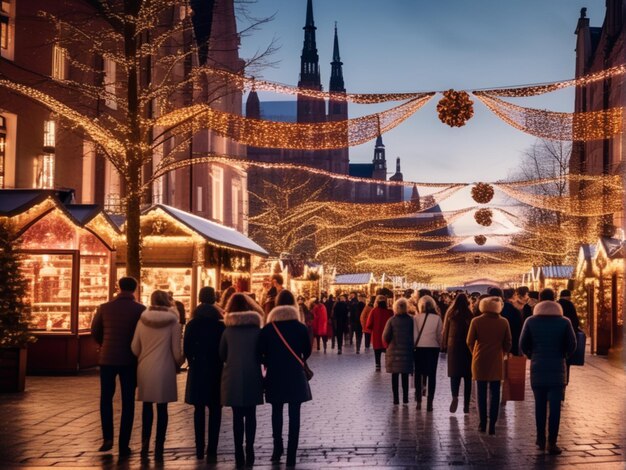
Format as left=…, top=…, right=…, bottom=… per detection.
left=569, top=330, right=586, bottom=366
left=273, top=322, right=314, bottom=381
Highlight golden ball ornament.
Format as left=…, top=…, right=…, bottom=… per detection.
left=474, top=235, right=487, bottom=246
left=471, top=183, right=495, bottom=204
left=437, top=89, right=474, bottom=127
left=474, top=208, right=493, bottom=227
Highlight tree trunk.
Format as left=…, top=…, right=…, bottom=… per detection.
left=125, top=179, right=142, bottom=281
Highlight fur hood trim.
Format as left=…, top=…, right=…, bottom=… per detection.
left=533, top=300, right=563, bottom=317
left=140, top=308, right=178, bottom=328
left=224, top=310, right=263, bottom=327
left=479, top=296, right=504, bottom=314
left=267, top=305, right=301, bottom=323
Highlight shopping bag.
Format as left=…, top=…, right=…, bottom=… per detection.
left=502, top=355, right=527, bottom=401
left=569, top=330, right=586, bottom=366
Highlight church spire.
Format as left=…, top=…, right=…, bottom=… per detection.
left=299, top=0, right=321, bottom=87
left=329, top=22, right=345, bottom=92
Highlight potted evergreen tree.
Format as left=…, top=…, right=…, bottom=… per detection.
left=0, top=221, right=36, bottom=392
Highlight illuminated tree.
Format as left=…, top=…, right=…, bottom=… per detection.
left=0, top=0, right=273, bottom=279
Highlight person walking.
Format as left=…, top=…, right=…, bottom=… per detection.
left=324, top=295, right=336, bottom=349
left=361, top=295, right=376, bottom=350
left=311, top=298, right=328, bottom=352
left=520, top=299, right=577, bottom=455
left=184, top=287, right=225, bottom=462
left=332, top=295, right=350, bottom=354
left=366, top=295, right=394, bottom=371
left=413, top=296, right=443, bottom=411
left=352, top=294, right=366, bottom=353
left=91, top=277, right=145, bottom=457
left=260, top=290, right=313, bottom=467
left=442, top=293, right=474, bottom=414
left=467, top=296, right=512, bottom=435
left=297, top=295, right=314, bottom=344
left=382, top=298, right=414, bottom=404
left=558, top=289, right=580, bottom=395
left=220, top=293, right=264, bottom=468
left=131, top=290, right=183, bottom=461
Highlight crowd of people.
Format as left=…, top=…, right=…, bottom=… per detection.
left=91, top=275, right=580, bottom=466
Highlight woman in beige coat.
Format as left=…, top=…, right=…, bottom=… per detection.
left=466, top=296, right=512, bottom=435
left=131, top=290, right=183, bottom=460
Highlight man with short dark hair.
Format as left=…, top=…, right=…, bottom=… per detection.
left=271, top=273, right=284, bottom=293
left=515, top=286, right=532, bottom=322
left=539, top=288, right=555, bottom=302
left=91, top=277, right=145, bottom=457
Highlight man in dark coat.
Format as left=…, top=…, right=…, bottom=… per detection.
left=558, top=289, right=579, bottom=389
left=91, top=277, right=145, bottom=457
left=184, top=286, right=225, bottom=461
left=332, top=295, right=350, bottom=355
left=520, top=300, right=577, bottom=455
left=351, top=294, right=366, bottom=353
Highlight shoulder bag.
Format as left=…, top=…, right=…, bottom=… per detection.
left=414, top=312, right=430, bottom=351
left=272, top=322, right=314, bottom=381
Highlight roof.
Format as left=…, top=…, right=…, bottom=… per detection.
left=333, top=273, right=374, bottom=285
left=600, top=237, right=624, bottom=259
left=580, top=243, right=598, bottom=261
left=65, top=205, right=102, bottom=224
left=540, top=265, right=574, bottom=279
left=349, top=163, right=375, bottom=178
left=146, top=204, right=269, bottom=257
left=0, top=189, right=56, bottom=215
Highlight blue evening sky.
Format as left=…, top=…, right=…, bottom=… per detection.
left=238, top=0, right=605, bottom=186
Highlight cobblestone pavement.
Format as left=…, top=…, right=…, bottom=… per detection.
left=1, top=343, right=625, bottom=469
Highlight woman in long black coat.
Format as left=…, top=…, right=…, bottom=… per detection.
left=259, top=290, right=312, bottom=468
left=184, top=287, right=225, bottom=462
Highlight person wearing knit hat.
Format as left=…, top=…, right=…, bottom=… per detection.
left=519, top=300, right=576, bottom=455
left=466, top=296, right=512, bottom=435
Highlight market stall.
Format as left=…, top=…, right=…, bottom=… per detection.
left=331, top=272, right=376, bottom=296
left=0, top=190, right=119, bottom=373
left=116, top=204, right=268, bottom=316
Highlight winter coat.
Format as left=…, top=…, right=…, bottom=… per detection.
left=442, top=310, right=473, bottom=378
left=352, top=301, right=365, bottom=331
left=466, top=296, right=512, bottom=381
left=361, top=305, right=373, bottom=332
left=501, top=301, right=523, bottom=356
left=382, top=313, right=414, bottom=374
left=312, top=303, right=328, bottom=336
left=131, top=308, right=183, bottom=403
left=332, top=301, right=349, bottom=334
left=184, top=305, right=225, bottom=406
left=519, top=301, right=577, bottom=388
left=219, top=310, right=264, bottom=407
left=366, top=307, right=393, bottom=350
left=91, top=292, right=145, bottom=366
left=558, top=299, right=580, bottom=331
left=259, top=306, right=313, bottom=404
left=413, top=312, right=442, bottom=348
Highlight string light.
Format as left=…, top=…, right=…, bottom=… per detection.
left=474, top=209, right=493, bottom=226
left=474, top=93, right=623, bottom=141
left=471, top=183, right=495, bottom=204
left=437, top=90, right=474, bottom=127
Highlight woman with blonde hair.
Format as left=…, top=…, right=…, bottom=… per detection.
left=413, top=295, right=443, bottom=411
left=365, top=295, right=394, bottom=371
left=131, top=290, right=183, bottom=461
left=382, top=298, right=414, bottom=404
left=220, top=293, right=264, bottom=468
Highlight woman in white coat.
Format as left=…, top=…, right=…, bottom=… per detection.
left=131, top=290, right=183, bottom=461
left=413, top=295, right=443, bottom=411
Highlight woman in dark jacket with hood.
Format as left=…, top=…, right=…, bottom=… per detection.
left=520, top=300, right=576, bottom=455
left=220, top=294, right=264, bottom=468
left=184, top=287, right=225, bottom=462
left=259, top=290, right=312, bottom=468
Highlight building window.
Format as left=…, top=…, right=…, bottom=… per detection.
left=1, top=0, right=13, bottom=61
left=196, top=186, right=203, bottom=212
left=376, top=186, right=384, bottom=197
left=103, top=57, right=117, bottom=109
left=211, top=166, right=223, bottom=222
left=43, top=120, right=55, bottom=149
left=40, top=153, right=55, bottom=189
left=232, top=181, right=240, bottom=229
left=52, top=45, right=67, bottom=80
left=0, top=115, right=6, bottom=188
left=0, top=14, right=8, bottom=50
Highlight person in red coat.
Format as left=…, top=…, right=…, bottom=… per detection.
left=366, top=295, right=394, bottom=371
left=311, top=298, right=328, bottom=353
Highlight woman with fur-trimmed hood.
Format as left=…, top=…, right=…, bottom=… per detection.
left=382, top=298, right=414, bottom=404
left=219, top=293, right=264, bottom=468
left=131, top=290, right=184, bottom=460
left=519, top=300, right=576, bottom=455
left=259, top=290, right=312, bottom=467
left=466, top=296, right=512, bottom=435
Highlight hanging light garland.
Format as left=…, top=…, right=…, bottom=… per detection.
left=437, top=90, right=474, bottom=127
left=474, top=208, right=493, bottom=226
left=471, top=183, right=495, bottom=204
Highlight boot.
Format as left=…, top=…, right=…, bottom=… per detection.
left=235, top=446, right=245, bottom=468
left=245, top=444, right=255, bottom=467
left=488, top=422, right=496, bottom=435
left=426, top=397, right=434, bottom=412
left=548, top=443, right=562, bottom=455
left=154, top=441, right=164, bottom=462
left=270, top=439, right=284, bottom=463
left=463, top=395, right=471, bottom=414
left=286, top=443, right=297, bottom=468
left=140, top=439, right=150, bottom=458
left=449, top=396, right=459, bottom=413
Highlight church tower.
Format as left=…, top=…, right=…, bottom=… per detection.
left=328, top=23, right=349, bottom=175
left=371, top=134, right=387, bottom=200
left=297, top=0, right=326, bottom=123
